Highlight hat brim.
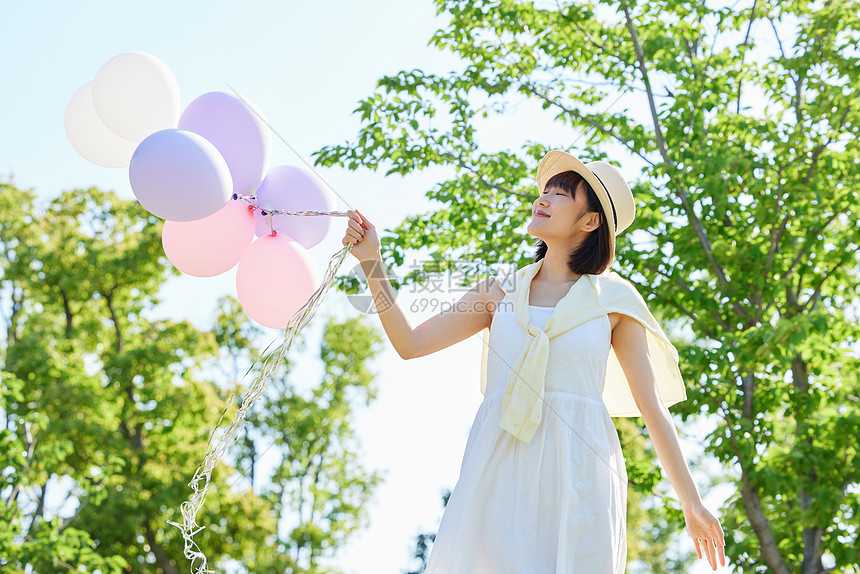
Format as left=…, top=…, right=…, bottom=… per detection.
left=536, top=150, right=617, bottom=265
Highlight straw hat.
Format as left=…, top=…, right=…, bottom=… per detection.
left=536, top=150, right=636, bottom=265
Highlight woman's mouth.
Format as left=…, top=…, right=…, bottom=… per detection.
left=534, top=211, right=550, bottom=218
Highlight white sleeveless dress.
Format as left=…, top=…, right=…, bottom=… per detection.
left=424, top=292, right=628, bottom=573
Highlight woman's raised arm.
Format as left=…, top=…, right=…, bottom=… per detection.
left=361, top=254, right=496, bottom=360
left=403, top=276, right=497, bottom=359
left=344, top=209, right=497, bottom=360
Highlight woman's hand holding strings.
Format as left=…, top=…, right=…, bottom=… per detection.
left=342, top=209, right=380, bottom=263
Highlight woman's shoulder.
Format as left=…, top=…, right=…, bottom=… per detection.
left=590, top=271, right=658, bottom=334
left=485, top=275, right=508, bottom=306
left=589, top=269, right=644, bottom=299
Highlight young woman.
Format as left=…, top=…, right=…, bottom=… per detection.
left=342, top=150, right=727, bottom=572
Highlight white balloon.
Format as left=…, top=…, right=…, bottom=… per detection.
left=92, top=51, right=180, bottom=143
left=64, top=82, right=137, bottom=168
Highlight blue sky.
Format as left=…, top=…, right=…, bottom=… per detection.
left=1, top=1, right=733, bottom=571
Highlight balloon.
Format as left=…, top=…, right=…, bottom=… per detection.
left=161, top=198, right=256, bottom=277
left=178, top=91, right=272, bottom=196
left=64, top=82, right=137, bottom=167
left=236, top=234, right=319, bottom=329
left=253, top=165, right=337, bottom=248
left=129, top=129, right=232, bottom=222
left=92, top=51, right=180, bottom=143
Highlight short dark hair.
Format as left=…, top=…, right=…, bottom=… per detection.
left=532, top=170, right=613, bottom=275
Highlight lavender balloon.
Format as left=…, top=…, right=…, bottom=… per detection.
left=129, top=129, right=232, bottom=222
left=178, top=91, right=272, bottom=196
left=253, top=165, right=337, bottom=248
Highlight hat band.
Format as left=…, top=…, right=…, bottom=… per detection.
left=591, top=171, right=617, bottom=233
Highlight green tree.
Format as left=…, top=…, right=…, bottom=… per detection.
left=0, top=183, right=276, bottom=572
left=218, top=300, right=387, bottom=572
left=314, top=1, right=860, bottom=572
left=0, top=184, right=386, bottom=573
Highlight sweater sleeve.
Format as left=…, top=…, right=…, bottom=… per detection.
left=479, top=270, right=517, bottom=395
left=596, top=272, right=689, bottom=417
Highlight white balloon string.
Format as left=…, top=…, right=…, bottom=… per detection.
left=233, top=192, right=351, bottom=220
left=168, top=208, right=353, bottom=574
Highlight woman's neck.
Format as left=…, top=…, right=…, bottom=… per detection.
left=537, top=251, right=581, bottom=285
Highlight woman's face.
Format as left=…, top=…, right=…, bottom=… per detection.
left=527, top=181, right=601, bottom=244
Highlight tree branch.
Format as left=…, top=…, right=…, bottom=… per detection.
left=621, top=1, right=669, bottom=161
left=736, top=0, right=760, bottom=115
left=34, top=482, right=46, bottom=519
left=521, top=84, right=657, bottom=167
left=59, top=287, right=74, bottom=338
left=554, top=0, right=616, bottom=56
left=58, top=495, right=90, bottom=534
left=785, top=211, right=841, bottom=281
left=767, top=16, right=787, bottom=60
left=803, top=256, right=852, bottom=313
left=3, top=283, right=24, bottom=347
left=720, top=406, right=791, bottom=574
left=101, top=289, right=123, bottom=354
left=432, top=143, right=534, bottom=200
left=145, top=521, right=180, bottom=574
left=6, top=421, right=35, bottom=519
left=637, top=261, right=728, bottom=335
left=621, top=0, right=745, bottom=320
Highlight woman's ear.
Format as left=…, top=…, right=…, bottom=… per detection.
left=583, top=211, right=602, bottom=232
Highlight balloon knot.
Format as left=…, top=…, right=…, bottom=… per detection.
left=271, top=230, right=278, bottom=236
left=232, top=193, right=238, bottom=200
left=261, top=210, right=268, bottom=216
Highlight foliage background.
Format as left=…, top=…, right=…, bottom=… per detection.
left=315, top=0, right=860, bottom=572
left=2, top=0, right=858, bottom=572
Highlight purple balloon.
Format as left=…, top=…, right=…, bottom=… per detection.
left=178, top=91, right=272, bottom=196
left=129, top=129, right=232, bottom=222
left=253, top=165, right=337, bottom=248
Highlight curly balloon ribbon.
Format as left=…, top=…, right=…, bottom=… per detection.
left=168, top=205, right=352, bottom=574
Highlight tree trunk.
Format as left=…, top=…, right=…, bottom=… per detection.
left=145, top=521, right=180, bottom=574
left=792, top=353, right=826, bottom=574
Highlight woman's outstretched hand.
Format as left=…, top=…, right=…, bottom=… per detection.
left=683, top=501, right=727, bottom=570
left=342, top=209, right=380, bottom=262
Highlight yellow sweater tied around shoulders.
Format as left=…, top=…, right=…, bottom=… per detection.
left=479, top=259, right=688, bottom=444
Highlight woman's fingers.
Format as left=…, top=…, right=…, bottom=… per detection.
left=695, top=535, right=720, bottom=570
left=348, top=214, right=366, bottom=234
left=705, top=538, right=716, bottom=569
left=345, top=228, right=363, bottom=242
left=345, top=210, right=366, bottom=244
left=346, top=209, right=362, bottom=226
left=347, top=208, right=374, bottom=233
left=355, top=208, right=373, bottom=230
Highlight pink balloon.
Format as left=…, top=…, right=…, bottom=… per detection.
left=236, top=234, right=319, bottom=329
left=161, top=199, right=256, bottom=277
